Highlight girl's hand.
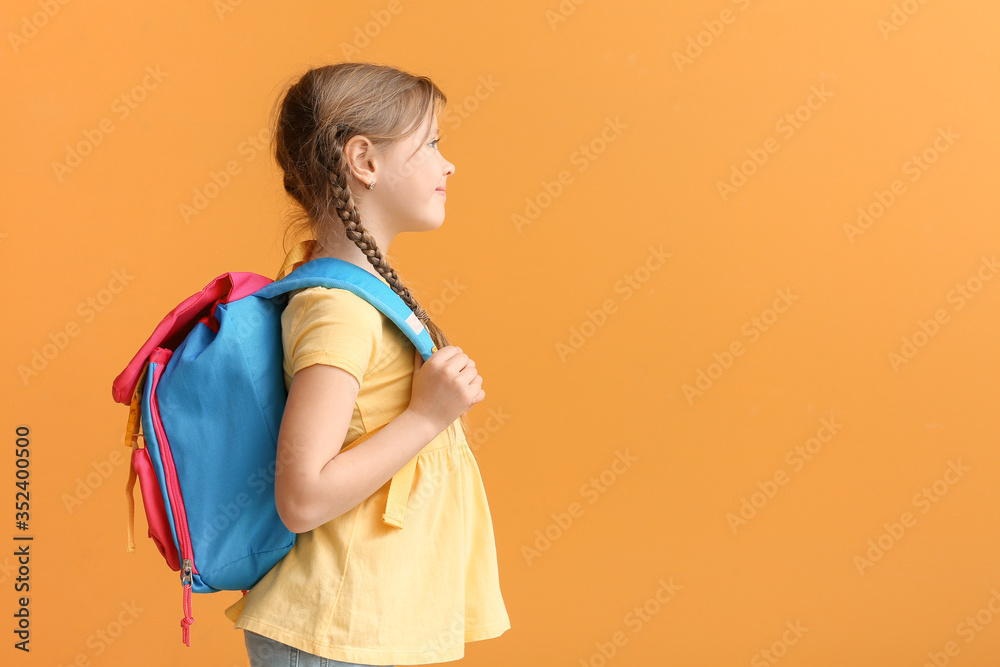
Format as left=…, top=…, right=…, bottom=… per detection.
left=407, top=345, right=485, bottom=432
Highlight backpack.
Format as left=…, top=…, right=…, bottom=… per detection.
left=111, top=249, right=437, bottom=647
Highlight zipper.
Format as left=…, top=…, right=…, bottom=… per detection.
left=148, top=348, right=197, bottom=645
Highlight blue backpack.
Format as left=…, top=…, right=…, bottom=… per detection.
left=111, top=252, right=436, bottom=646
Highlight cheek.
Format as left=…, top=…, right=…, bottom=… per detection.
left=416, top=166, right=438, bottom=195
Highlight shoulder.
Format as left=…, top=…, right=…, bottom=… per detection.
left=280, top=287, right=388, bottom=381
left=283, top=286, right=384, bottom=329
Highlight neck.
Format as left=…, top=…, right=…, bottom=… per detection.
left=310, top=235, right=393, bottom=285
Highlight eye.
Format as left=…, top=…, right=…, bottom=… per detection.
left=429, top=137, right=441, bottom=150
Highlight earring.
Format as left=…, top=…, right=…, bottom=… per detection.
left=367, top=180, right=376, bottom=190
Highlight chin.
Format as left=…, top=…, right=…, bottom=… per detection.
left=404, top=216, right=445, bottom=233
left=427, top=210, right=447, bottom=229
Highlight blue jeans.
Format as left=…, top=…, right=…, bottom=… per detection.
left=243, top=630, right=395, bottom=667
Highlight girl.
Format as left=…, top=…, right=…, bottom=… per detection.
left=224, top=63, right=511, bottom=666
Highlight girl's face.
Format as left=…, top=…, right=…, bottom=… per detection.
left=375, top=112, right=455, bottom=235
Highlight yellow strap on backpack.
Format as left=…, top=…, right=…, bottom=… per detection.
left=123, top=363, right=148, bottom=553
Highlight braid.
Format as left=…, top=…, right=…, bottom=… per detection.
left=320, top=121, right=451, bottom=351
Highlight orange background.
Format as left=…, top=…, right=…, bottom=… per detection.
left=4, top=0, right=1000, bottom=665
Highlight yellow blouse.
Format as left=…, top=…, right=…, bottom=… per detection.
left=224, top=241, right=510, bottom=664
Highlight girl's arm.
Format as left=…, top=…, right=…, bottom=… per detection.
left=274, top=363, right=440, bottom=534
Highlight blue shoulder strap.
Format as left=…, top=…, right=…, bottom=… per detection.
left=254, top=257, right=437, bottom=361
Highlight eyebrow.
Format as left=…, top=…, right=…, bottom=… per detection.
left=418, top=122, right=440, bottom=148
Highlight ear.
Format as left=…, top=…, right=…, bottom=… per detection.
left=343, top=135, right=377, bottom=184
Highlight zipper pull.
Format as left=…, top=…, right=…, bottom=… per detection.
left=180, top=559, right=195, bottom=646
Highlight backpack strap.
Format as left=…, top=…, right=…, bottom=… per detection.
left=260, top=252, right=437, bottom=362
left=123, top=363, right=149, bottom=552
left=275, top=239, right=315, bottom=281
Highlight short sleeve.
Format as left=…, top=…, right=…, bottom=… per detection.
left=281, top=287, right=384, bottom=386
